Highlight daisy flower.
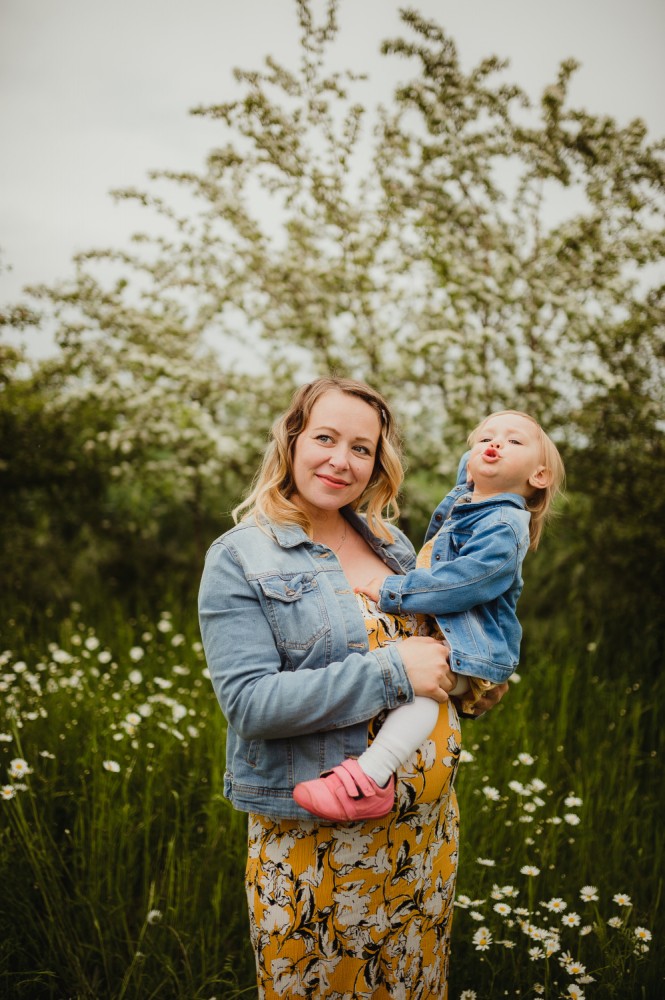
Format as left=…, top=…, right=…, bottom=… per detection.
left=579, top=885, right=598, bottom=902
left=634, top=927, right=652, bottom=942
left=147, top=908, right=162, bottom=925
left=561, top=912, right=581, bottom=927
left=493, top=903, right=512, bottom=916
left=476, top=857, right=496, bottom=867
left=521, top=865, right=540, bottom=877
left=544, top=897, right=567, bottom=912
left=9, top=758, right=31, bottom=779
left=482, top=785, right=501, bottom=801
left=472, top=927, right=492, bottom=951
left=459, top=750, right=475, bottom=763
left=102, top=760, right=121, bottom=773
left=1, top=785, right=16, bottom=800
left=613, top=893, right=631, bottom=906
left=608, top=916, right=623, bottom=928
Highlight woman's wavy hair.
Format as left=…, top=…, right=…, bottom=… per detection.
left=468, top=410, right=566, bottom=551
left=233, top=377, right=404, bottom=541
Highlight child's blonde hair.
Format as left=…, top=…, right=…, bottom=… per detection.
left=233, top=377, right=404, bottom=541
left=468, top=410, right=565, bottom=550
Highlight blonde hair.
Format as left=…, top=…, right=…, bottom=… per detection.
left=233, top=377, right=404, bottom=541
left=468, top=410, right=566, bottom=551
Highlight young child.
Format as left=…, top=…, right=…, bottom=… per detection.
left=293, top=410, right=565, bottom=821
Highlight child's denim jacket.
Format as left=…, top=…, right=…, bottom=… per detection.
left=378, top=468, right=530, bottom=684
left=198, top=509, right=418, bottom=819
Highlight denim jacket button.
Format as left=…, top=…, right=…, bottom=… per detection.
left=397, top=688, right=407, bottom=702
left=435, top=554, right=441, bottom=561
left=389, top=592, right=396, bottom=600
left=435, top=513, right=442, bottom=521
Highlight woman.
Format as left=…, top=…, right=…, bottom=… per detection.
left=198, top=377, right=504, bottom=999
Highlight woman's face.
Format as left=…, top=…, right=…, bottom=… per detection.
left=291, top=389, right=382, bottom=519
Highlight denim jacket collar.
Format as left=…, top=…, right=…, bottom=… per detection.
left=262, top=507, right=410, bottom=571
left=450, top=485, right=528, bottom=513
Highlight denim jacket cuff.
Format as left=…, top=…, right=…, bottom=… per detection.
left=378, top=575, right=403, bottom=614
left=375, top=644, right=413, bottom=709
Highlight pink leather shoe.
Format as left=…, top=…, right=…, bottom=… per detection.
left=293, top=759, right=395, bottom=821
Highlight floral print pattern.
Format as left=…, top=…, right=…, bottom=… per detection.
left=245, top=597, right=462, bottom=998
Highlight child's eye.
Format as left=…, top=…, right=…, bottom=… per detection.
left=509, top=439, right=523, bottom=445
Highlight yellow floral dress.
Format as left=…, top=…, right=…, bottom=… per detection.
left=245, top=594, right=462, bottom=999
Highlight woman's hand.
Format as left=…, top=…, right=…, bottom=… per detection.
left=397, top=636, right=453, bottom=703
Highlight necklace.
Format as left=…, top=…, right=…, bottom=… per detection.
left=334, top=522, right=348, bottom=555
left=315, top=522, right=347, bottom=554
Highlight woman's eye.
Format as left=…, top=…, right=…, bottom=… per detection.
left=315, top=434, right=333, bottom=443
left=353, top=445, right=371, bottom=455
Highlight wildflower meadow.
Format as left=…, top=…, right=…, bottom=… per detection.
left=0, top=599, right=662, bottom=999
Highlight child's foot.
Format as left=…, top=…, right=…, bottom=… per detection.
left=293, top=759, right=395, bottom=821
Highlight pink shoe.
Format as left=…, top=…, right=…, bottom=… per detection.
left=293, top=759, right=395, bottom=821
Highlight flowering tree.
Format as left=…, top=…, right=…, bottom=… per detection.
left=1, top=0, right=663, bottom=648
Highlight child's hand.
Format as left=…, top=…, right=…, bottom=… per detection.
left=354, top=577, right=382, bottom=603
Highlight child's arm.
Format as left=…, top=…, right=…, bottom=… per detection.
left=377, top=519, right=520, bottom=618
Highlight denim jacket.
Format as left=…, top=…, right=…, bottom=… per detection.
left=198, top=509, right=418, bottom=819
left=378, top=471, right=530, bottom=684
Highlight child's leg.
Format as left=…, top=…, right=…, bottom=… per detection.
left=356, top=696, right=441, bottom=787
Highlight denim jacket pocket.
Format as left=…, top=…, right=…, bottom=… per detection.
left=257, top=572, right=331, bottom=651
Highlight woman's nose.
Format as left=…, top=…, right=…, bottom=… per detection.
left=328, top=446, right=350, bottom=468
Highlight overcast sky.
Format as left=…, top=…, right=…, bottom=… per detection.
left=1, top=0, right=664, bottom=314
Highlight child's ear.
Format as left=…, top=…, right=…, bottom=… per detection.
left=529, top=466, right=553, bottom=489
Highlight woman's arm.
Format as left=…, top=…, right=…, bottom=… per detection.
left=198, top=540, right=450, bottom=742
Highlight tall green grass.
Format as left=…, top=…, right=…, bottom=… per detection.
left=0, top=603, right=255, bottom=999
left=0, top=601, right=662, bottom=998
left=451, top=650, right=663, bottom=999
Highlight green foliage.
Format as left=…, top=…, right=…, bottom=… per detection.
left=449, top=650, right=664, bottom=999
left=1, top=597, right=662, bottom=998
left=0, top=603, right=255, bottom=999
left=0, top=0, right=663, bottom=703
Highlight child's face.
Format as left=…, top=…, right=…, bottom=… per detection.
left=467, top=413, right=549, bottom=498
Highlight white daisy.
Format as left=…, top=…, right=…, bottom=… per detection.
left=521, top=865, right=540, bottom=876
left=9, top=758, right=31, bottom=779
left=472, top=927, right=492, bottom=951
left=102, top=760, right=121, bottom=773
left=613, top=893, right=632, bottom=906
left=579, top=885, right=598, bottom=902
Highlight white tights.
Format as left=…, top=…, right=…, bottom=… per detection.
left=357, top=675, right=469, bottom=787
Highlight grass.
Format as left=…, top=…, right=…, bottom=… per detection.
left=0, top=600, right=662, bottom=999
